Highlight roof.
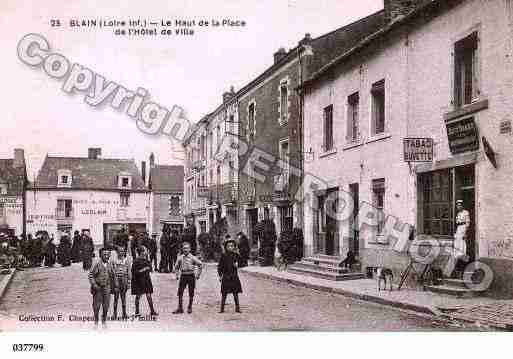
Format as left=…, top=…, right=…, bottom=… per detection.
left=182, top=9, right=387, bottom=144
left=0, top=159, right=26, bottom=196
left=149, top=165, right=184, bottom=193
left=33, top=156, right=147, bottom=191
left=302, top=0, right=450, bottom=88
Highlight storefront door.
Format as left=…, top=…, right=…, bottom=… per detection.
left=456, top=165, right=475, bottom=261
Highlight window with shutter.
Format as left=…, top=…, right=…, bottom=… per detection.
left=347, top=92, right=359, bottom=143
left=454, top=32, right=479, bottom=107
left=323, top=105, right=334, bottom=151
left=371, top=80, right=385, bottom=135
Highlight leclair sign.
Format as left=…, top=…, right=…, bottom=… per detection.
left=446, top=117, right=479, bottom=154
left=403, top=138, right=433, bottom=162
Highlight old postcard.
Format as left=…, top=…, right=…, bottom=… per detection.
left=1, top=0, right=512, bottom=355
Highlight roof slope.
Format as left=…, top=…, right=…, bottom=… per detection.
left=0, top=159, right=26, bottom=196
left=34, top=156, right=147, bottom=191
left=149, top=165, right=184, bottom=193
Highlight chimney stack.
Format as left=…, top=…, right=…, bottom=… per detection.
left=222, top=86, right=236, bottom=103
left=88, top=148, right=102, bottom=159
left=273, top=47, right=287, bottom=64
left=384, top=0, right=417, bottom=23
left=141, top=161, right=147, bottom=185
left=298, top=33, right=312, bottom=47
left=13, top=148, right=25, bottom=168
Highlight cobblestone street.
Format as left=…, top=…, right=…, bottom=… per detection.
left=0, top=263, right=484, bottom=331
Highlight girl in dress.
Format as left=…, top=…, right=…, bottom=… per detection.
left=131, top=246, right=158, bottom=317
left=112, top=246, right=131, bottom=320
left=217, top=236, right=243, bottom=313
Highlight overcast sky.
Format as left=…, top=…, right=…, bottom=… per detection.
left=0, top=0, right=382, bottom=178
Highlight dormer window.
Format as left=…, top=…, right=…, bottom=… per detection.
left=57, top=169, right=72, bottom=187
left=118, top=172, right=132, bottom=189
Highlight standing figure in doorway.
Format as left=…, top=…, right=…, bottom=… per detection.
left=453, top=199, right=470, bottom=262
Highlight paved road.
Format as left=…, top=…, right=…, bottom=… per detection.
left=0, top=263, right=482, bottom=331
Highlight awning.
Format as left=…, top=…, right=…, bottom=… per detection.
left=415, top=152, right=478, bottom=174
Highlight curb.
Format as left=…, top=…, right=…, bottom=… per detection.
left=241, top=268, right=437, bottom=316
left=0, top=268, right=17, bottom=302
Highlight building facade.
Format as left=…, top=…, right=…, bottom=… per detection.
left=0, top=149, right=27, bottom=236
left=148, top=159, right=184, bottom=236
left=26, top=148, right=150, bottom=245
left=302, top=0, right=513, bottom=295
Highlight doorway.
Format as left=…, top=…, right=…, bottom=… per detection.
left=247, top=208, right=258, bottom=247
left=349, top=183, right=359, bottom=256
left=455, top=165, right=475, bottom=261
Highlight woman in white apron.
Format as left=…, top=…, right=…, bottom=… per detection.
left=453, top=199, right=470, bottom=260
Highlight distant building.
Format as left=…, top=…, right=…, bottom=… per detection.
left=0, top=149, right=27, bottom=236
left=26, top=148, right=150, bottom=245
left=148, top=156, right=184, bottom=236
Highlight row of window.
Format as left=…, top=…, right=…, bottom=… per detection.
left=321, top=30, right=480, bottom=153
left=322, top=78, right=386, bottom=152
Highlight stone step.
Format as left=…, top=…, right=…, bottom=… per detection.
left=424, top=284, right=484, bottom=298
left=287, top=265, right=365, bottom=281
left=292, top=261, right=350, bottom=274
left=303, top=256, right=343, bottom=267
left=442, top=278, right=470, bottom=289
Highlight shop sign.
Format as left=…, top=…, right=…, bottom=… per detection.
left=403, top=138, right=433, bottom=162
left=446, top=117, right=479, bottom=154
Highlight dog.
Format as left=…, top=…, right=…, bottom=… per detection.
left=375, top=267, right=394, bottom=291
left=339, top=251, right=357, bottom=270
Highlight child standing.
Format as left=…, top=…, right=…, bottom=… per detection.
left=112, top=247, right=131, bottom=320
left=217, top=237, right=243, bottom=313
left=88, top=248, right=118, bottom=327
left=131, top=246, right=158, bottom=317
left=173, top=242, right=202, bottom=314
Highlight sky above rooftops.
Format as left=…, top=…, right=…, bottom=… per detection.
left=0, top=0, right=382, bottom=177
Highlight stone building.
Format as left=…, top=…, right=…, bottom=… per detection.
left=301, top=0, right=513, bottom=295
left=148, top=156, right=184, bottom=236
left=26, top=148, right=150, bottom=245
left=0, top=149, right=27, bottom=236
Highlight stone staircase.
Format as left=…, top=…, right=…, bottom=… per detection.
left=424, top=272, right=487, bottom=298
left=287, top=254, right=365, bottom=281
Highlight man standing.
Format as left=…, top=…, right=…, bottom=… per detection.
left=71, top=231, right=82, bottom=263
left=114, top=227, right=129, bottom=252
left=88, top=248, right=118, bottom=328
left=454, top=199, right=470, bottom=261
left=237, top=232, right=250, bottom=268
left=159, top=230, right=170, bottom=273
left=142, top=232, right=157, bottom=272
left=81, top=230, right=95, bottom=271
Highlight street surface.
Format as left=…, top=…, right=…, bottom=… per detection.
left=0, top=263, right=483, bottom=331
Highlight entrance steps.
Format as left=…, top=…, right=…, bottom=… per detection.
left=424, top=272, right=486, bottom=298
left=287, top=255, right=365, bottom=281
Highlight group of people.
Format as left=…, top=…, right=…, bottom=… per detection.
left=0, top=230, right=95, bottom=270
left=87, top=230, right=247, bottom=328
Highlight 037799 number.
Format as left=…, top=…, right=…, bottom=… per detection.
left=12, top=344, right=45, bottom=352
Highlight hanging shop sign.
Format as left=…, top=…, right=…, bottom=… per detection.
left=446, top=116, right=479, bottom=154
left=403, top=138, right=433, bottom=162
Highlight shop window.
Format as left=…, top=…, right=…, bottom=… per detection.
left=323, top=105, right=334, bottom=152
left=169, top=195, right=180, bottom=216
left=419, top=170, right=453, bottom=236
left=454, top=31, right=479, bottom=108
left=347, top=92, right=359, bottom=143
left=0, top=183, right=7, bottom=195
left=371, top=79, right=385, bottom=135
left=372, top=178, right=385, bottom=234
left=120, top=192, right=130, bottom=207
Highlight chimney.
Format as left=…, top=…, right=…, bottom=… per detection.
left=222, top=86, right=236, bottom=103
left=88, top=148, right=101, bottom=159
left=298, top=33, right=312, bottom=47
left=384, top=0, right=417, bottom=23
left=141, top=161, right=147, bottom=185
left=149, top=152, right=155, bottom=168
left=13, top=148, right=25, bottom=168
left=273, top=47, right=287, bottom=64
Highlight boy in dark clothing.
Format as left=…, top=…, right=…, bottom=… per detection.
left=172, top=242, right=202, bottom=314
left=81, top=231, right=95, bottom=271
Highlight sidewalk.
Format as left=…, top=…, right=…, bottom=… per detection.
left=241, top=265, right=513, bottom=330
